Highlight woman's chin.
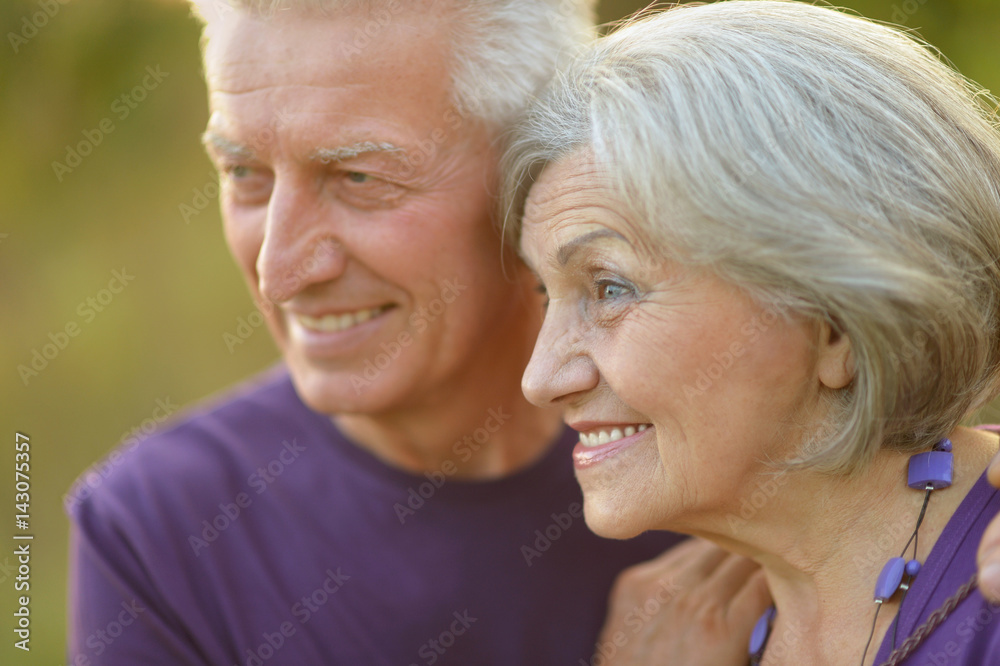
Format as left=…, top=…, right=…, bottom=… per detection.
left=582, top=501, right=649, bottom=540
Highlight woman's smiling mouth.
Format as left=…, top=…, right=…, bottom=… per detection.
left=570, top=422, right=653, bottom=468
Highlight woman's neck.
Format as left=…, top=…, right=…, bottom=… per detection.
left=694, top=426, right=998, bottom=665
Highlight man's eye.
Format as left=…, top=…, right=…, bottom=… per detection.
left=223, top=164, right=253, bottom=179
left=219, top=164, right=274, bottom=205
left=534, top=282, right=550, bottom=309
left=335, top=170, right=406, bottom=209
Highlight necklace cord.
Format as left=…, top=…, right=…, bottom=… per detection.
left=889, top=487, right=931, bottom=651
left=859, top=603, right=882, bottom=666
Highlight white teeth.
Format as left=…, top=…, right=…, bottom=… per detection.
left=579, top=424, right=651, bottom=448
left=296, top=306, right=386, bottom=333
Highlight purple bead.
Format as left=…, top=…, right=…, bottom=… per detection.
left=875, top=557, right=906, bottom=601
left=935, top=438, right=953, bottom=453
left=748, top=606, right=776, bottom=654
left=905, top=559, right=921, bottom=577
left=907, top=450, right=953, bottom=490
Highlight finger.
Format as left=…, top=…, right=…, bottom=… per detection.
left=977, top=514, right=1000, bottom=602
left=624, top=537, right=719, bottom=580
left=698, top=553, right=762, bottom=600
left=727, top=569, right=773, bottom=638
left=989, top=451, right=1000, bottom=488
left=655, top=540, right=731, bottom=588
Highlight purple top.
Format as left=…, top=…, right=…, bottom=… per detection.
left=66, top=366, right=683, bottom=665
left=872, top=440, right=1000, bottom=664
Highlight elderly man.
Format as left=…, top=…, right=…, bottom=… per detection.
left=65, top=1, right=768, bottom=664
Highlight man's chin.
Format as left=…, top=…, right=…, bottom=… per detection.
left=286, top=363, right=402, bottom=416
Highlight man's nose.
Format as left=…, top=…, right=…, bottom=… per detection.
left=256, top=177, right=347, bottom=303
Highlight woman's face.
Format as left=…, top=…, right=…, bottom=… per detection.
left=519, top=151, right=828, bottom=539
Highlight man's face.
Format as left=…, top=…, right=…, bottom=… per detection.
left=202, top=8, right=532, bottom=415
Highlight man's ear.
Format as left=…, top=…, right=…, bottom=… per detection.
left=817, top=321, right=854, bottom=390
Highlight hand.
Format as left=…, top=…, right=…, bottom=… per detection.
left=977, top=452, right=1000, bottom=602
left=591, top=538, right=771, bottom=666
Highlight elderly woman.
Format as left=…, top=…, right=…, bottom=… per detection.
left=502, top=1, right=1000, bottom=664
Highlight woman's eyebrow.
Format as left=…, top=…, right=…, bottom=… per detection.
left=556, top=228, right=627, bottom=266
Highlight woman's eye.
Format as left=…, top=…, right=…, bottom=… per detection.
left=597, top=281, right=630, bottom=300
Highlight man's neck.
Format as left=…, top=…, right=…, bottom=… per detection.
left=332, top=390, right=564, bottom=480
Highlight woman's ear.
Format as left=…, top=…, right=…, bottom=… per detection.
left=817, top=321, right=854, bottom=389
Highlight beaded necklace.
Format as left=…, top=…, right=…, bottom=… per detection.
left=747, top=439, right=976, bottom=666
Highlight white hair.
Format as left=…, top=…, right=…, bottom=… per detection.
left=190, top=0, right=596, bottom=130
left=502, top=0, right=1000, bottom=474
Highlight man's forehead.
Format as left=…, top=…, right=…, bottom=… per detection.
left=201, top=9, right=456, bottom=107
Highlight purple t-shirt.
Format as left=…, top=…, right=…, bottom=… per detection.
left=66, top=366, right=683, bottom=665
left=871, top=450, right=1000, bottom=663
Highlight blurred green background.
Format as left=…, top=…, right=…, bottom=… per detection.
left=3, top=0, right=1000, bottom=663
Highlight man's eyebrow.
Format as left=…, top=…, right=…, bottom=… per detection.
left=312, top=141, right=404, bottom=163
left=556, top=228, right=628, bottom=266
left=201, top=131, right=254, bottom=161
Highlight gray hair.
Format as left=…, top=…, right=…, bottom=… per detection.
left=190, top=0, right=596, bottom=130
left=502, top=0, right=1000, bottom=474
